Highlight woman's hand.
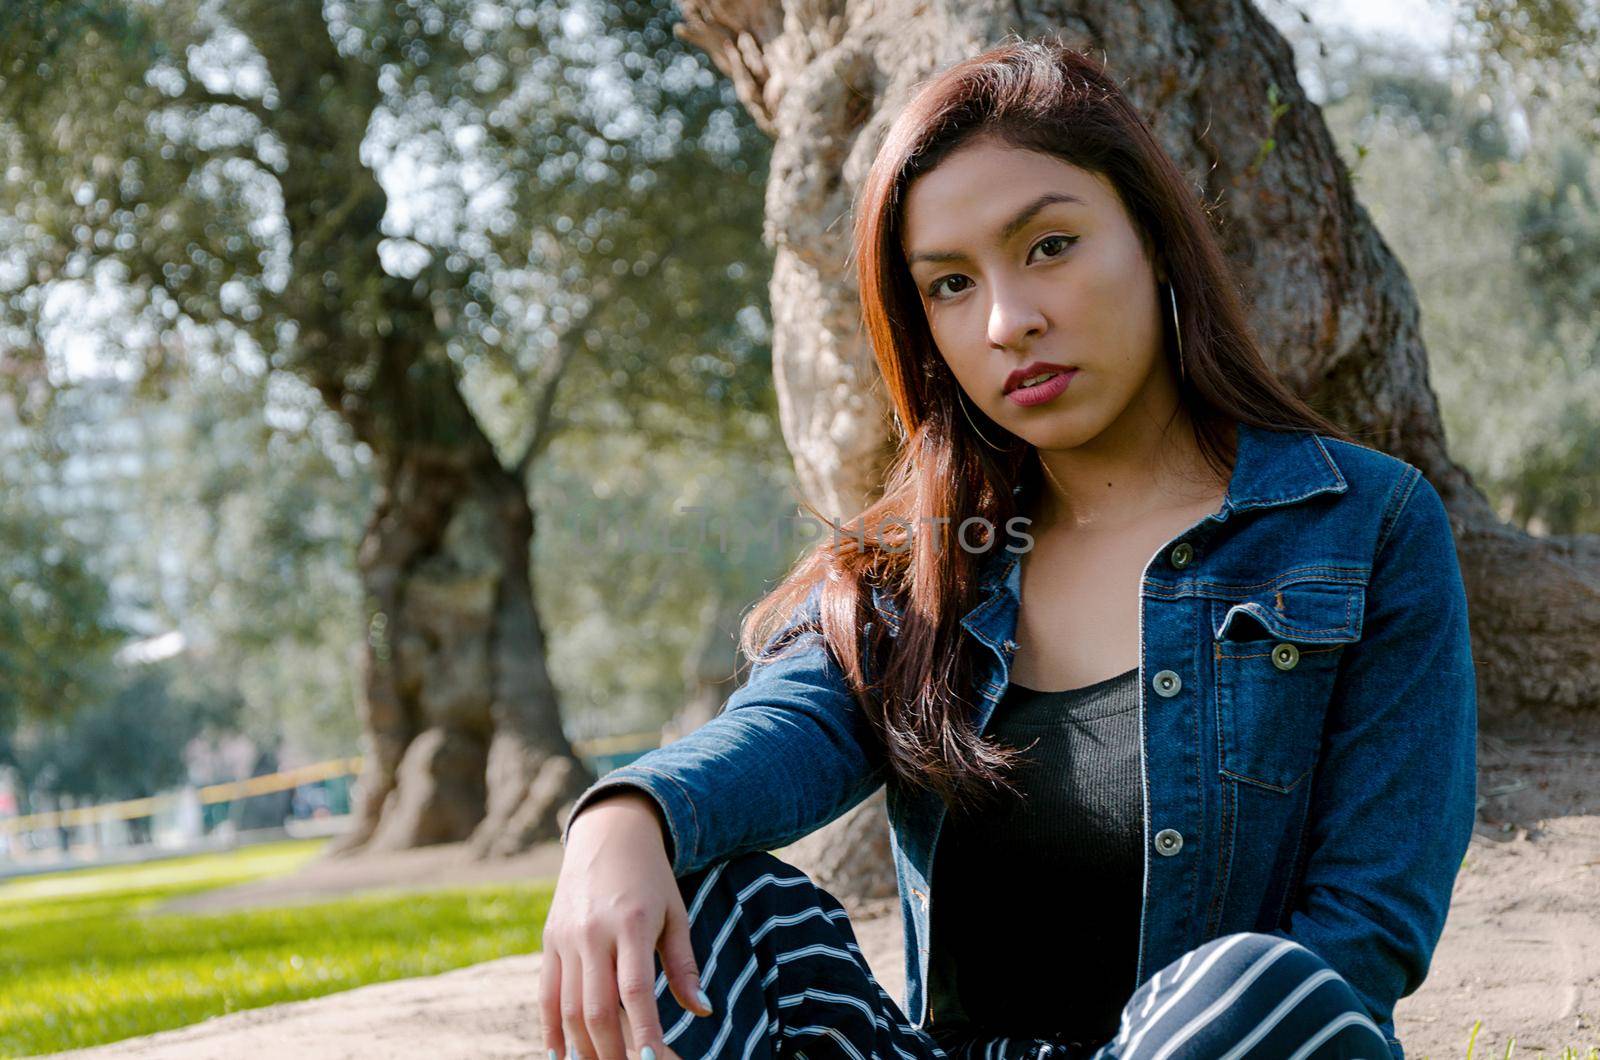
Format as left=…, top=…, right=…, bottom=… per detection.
left=542, top=791, right=713, bottom=1060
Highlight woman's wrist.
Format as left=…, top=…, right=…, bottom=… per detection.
left=569, top=787, right=674, bottom=858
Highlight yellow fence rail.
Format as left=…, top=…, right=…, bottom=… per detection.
left=0, top=730, right=660, bottom=837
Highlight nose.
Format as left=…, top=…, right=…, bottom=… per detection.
left=987, top=282, right=1047, bottom=351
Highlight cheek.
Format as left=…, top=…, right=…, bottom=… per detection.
left=1072, top=246, right=1158, bottom=351
left=1078, top=240, right=1150, bottom=305
left=925, top=310, right=979, bottom=375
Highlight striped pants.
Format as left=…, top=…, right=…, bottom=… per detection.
left=652, top=850, right=1392, bottom=1060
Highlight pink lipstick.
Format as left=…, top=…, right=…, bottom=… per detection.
left=1005, top=366, right=1079, bottom=407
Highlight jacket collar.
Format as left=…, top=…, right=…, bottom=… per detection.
left=970, top=419, right=1347, bottom=598
left=875, top=421, right=1349, bottom=627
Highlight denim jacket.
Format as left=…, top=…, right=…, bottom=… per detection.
left=561, top=420, right=1478, bottom=1059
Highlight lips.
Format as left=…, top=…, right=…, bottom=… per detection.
left=1003, top=360, right=1078, bottom=395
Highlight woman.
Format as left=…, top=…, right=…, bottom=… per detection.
left=543, top=36, right=1477, bottom=1060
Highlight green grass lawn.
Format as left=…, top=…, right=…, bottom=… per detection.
left=1, top=842, right=1594, bottom=1059
left=0, top=839, right=554, bottom=1057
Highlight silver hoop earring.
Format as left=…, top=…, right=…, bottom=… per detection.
left=955, top=388, right=1013, bottom=452
left=1168, top=281, right=1185, bottom=383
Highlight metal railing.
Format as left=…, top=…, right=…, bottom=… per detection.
left=0, top=730, right=663, bottom=840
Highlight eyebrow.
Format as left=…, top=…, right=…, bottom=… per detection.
left=905, top=191, right=1088, bottom=267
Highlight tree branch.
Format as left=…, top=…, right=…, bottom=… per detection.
left=512, top=237, right=681, bottom=480
left=176, top=83, right=276, bottom=128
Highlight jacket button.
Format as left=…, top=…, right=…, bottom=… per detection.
left=1170, top=542, right=1194, bottom=568
left=1154, top=828, right=1184, bottom=856
left=1152, top=669, right=1182, bottom=697
left=1271, top=643, right=1300, bottom=671
left=1001, top=639, right=1018, bottom=654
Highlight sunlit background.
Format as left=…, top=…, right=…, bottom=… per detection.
left=0, top=0, right=1595, bottom=1055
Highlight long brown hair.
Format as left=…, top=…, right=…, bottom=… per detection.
left=738, top=34, right=1355, bottom=814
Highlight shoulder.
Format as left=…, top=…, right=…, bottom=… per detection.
left=1314, top=432, right=1428, bottom=530
left=1313, top=432, right=1454, bottom=571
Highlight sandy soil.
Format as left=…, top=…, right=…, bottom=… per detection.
left=52, top=729, right=1600, bottom=1059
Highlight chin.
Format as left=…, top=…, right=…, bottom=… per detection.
left=1015, top=419, right=1104, bottom=453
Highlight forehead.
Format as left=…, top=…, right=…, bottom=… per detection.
left=901, top=141, right=1120, bottom=252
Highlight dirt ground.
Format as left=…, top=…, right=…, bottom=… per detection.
left=53, top=727, right=1600, bottom=1060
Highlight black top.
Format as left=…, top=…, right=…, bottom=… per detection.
left=925, top=665, right=1144, bottom=1046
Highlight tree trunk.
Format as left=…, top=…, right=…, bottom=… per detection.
left=674, top=0, right=1600, bottom=899
left=326, top=386, right=595, bottom=858
left=243, top=0, right=594, bottom=858
left=662, top=590, right=745, bottom=743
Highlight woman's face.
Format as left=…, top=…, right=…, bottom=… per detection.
left=900, top=137, right=1172, bottom=453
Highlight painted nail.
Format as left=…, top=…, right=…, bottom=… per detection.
left=642, top=1049, right=657, bottom=1060
left=696, top=986, right=713, bottom=1014
left=547, top=1051, right=558, bottom=1060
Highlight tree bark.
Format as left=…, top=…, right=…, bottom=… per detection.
left=241, top=0, right=593, bottom=858
left=674, top=0, right=1599, bottom=898
left=329, top=399, right=594, bottom=857
left=663, top=590, right=745, bottom=743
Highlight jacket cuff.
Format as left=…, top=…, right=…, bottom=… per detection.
left=560, top=765, right=699, bottom=874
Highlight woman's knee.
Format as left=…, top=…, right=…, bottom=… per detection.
left=675, top=850, right=819, bottom=919
left=1197, top=932, right=1375, bottom=1022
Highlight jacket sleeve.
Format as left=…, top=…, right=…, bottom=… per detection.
left=1270, top=468, right=1478, bottom=1055
left=559, top=582, right=890, bottom=877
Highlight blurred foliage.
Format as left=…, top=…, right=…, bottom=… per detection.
left=0, top=0, right=777, bottom=450
left=153, top=369, right=372, bottom=759
left=1276, top=1, right=1600, bottom=534
left=1461, top=0, right=1599, bottom=86
left=0, top=0, right=793, bottom=774
left=10, top=0, right=1589, bottom=791
left=0, top=838, right=555, bottom=1055
left=6, top=660, right=236, bottom=804
left=0, top=485, right=120, bottom=735
left=0, top=364, right=362, bottom=795
left=533, top=422, right=802, bottom=739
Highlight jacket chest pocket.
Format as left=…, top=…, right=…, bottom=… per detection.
left=1211, top=579, right=1364, bottom=793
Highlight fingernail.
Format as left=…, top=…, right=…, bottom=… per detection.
left=642, top=1049, right=657, bottom=1060
left=547, top=1051, right=557, bottom=1060
left=696, top=986, right=713, bottom=1014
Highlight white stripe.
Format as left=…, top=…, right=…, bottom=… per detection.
left=739, top=1011, right=767, bottom=1060
left=664, top=950, right=761, bottom=1056
left=774, top=942, right=863, bottom=967
left=779, top=986, right=877, bottom=1025
left=1116, top=1002, right=1134, bottom=1042
left=1216, top=969, right=1342, bottom=1060
left=771, top=936, right=925, bottom=1060
left=735, top=870, right=817, bottom=903
left=1139, top=970, right=1165, bottom=1018
left=655, top=861, right=730, bottom=998
left=751, top=906, right=845, bottom=943
left=689, top=861, right=731, bottom=919
left=1284, top=1012, right=1389, bottom=1060
left=783, top=1024, right=869, bottom=1060
left=662, top=868, right=811, bottom=1047
left=1222, top=973, right=1388, bottom=1060
left=1122, top=934, right=1254, bottom=1059
left=654, top=863, right=930, bottom=1060
left=676, top=871, right=815, bottom=1010
left=774, top=962, right=924, bottom=1060
left=1172, top=950, right=1196, bottom=983
left=1147, top=941, right=1298, bottom=1060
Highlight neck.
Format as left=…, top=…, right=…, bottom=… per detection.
left=1030, top=398, right=1225, bottom=536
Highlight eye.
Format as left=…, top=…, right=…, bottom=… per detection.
left=927, top=274, right=972, bottom=301
left=924, top=235, right=1078, bottom=303
left=1029, top=234, right=1077, bottom=262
